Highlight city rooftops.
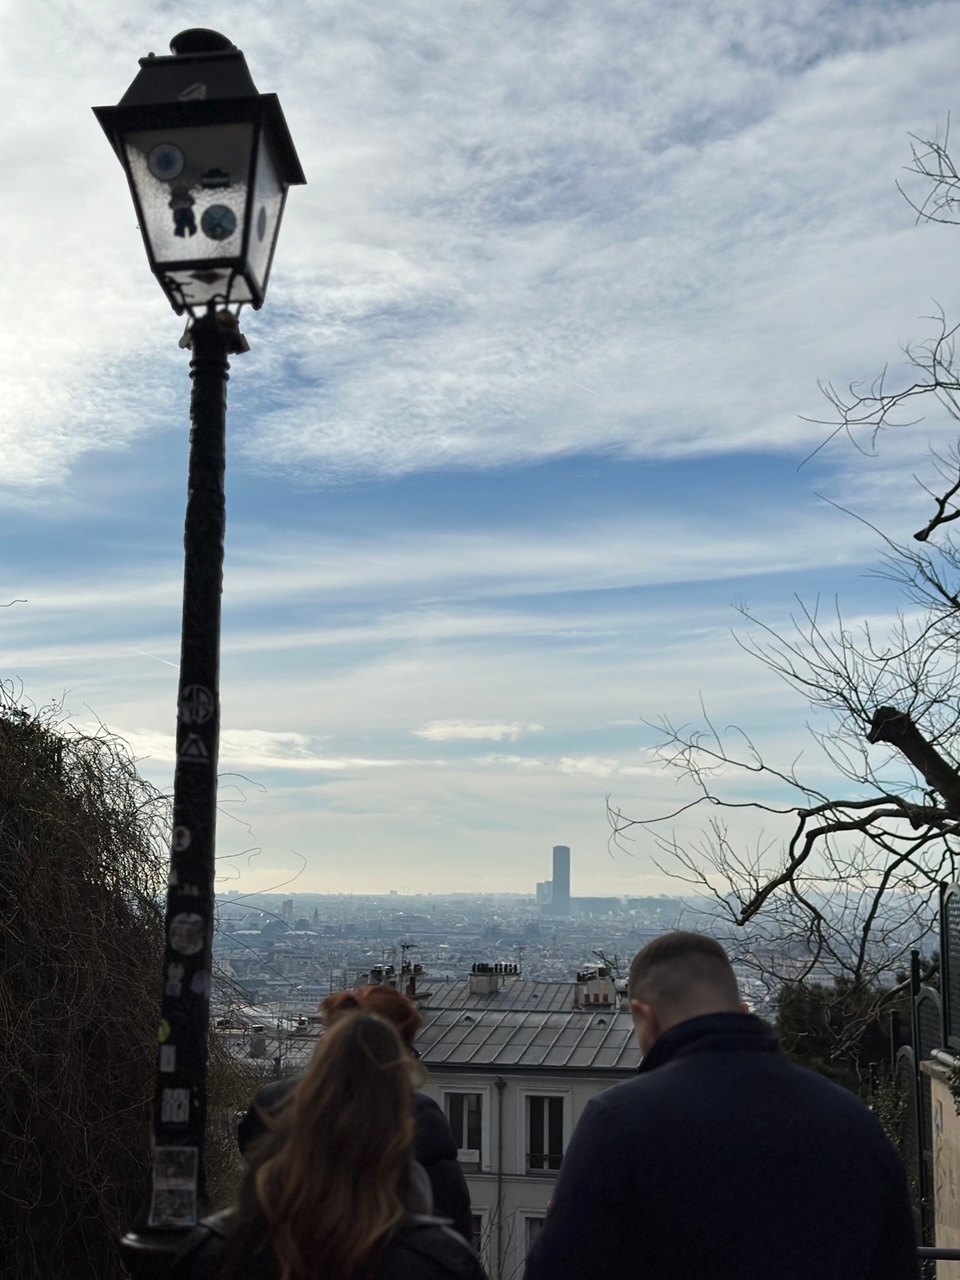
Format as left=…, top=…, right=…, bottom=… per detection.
left=416, top=1005, right=640, bottom=1074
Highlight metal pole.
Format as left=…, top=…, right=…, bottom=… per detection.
left=122, top=308, right=241, bottom=1277
left=495, top=1075, right=506, bottom=1280
left=909, top=948, right=934, bottom=1249
left=940, top=881, right=949, bottom=1048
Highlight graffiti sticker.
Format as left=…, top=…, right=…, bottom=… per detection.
left=169, top=185, right=197, bottom=238
left=201, top=167, right=230, bottom=189
left=200, top=204, right=237, bottom=241
left=161, top=1088, right=191, bottom=1125
left=179, top=685, right=214, bottom=725
left=148, top=142, right=185, bottom=182
left=169, top=913, right=204, bottom=956
left=165, top=962, right=184, bottom=997
left=178, top=734, right=209, bottom=764
left=148, top=1146, right=198, bottom=1228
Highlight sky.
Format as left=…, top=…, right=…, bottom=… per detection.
left=4, top=0, right=960, bottom=896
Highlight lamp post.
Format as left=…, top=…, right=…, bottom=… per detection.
left=93, top=30, right=305, bottom=1276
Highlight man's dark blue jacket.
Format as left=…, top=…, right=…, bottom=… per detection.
left=524, top=1012, right=918, bottom=1280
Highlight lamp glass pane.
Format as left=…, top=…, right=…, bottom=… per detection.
left=247, top=135, right=284, bottom=291
left=125, top=123, right=254, bottom=266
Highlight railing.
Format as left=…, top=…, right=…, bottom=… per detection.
left=889, top=885, right=960, bottom=1266
left=907, top=884, right=960, bottom=1267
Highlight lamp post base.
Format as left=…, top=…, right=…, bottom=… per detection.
left=121, top=1227, right=194, bottom=1279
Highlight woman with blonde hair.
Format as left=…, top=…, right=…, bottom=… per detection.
left=172, top=1012, right=486, bottom=1279
left=239, top=986, right=471, bottom=1241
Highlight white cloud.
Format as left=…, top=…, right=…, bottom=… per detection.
left=476, top=752, right=661, bottom=780
left=2, top=1, right=959, bottom=491
left=476, top=754, right=547, bottom=769
left=413, top=719, right=544, bottom=742
left=235, top=7, right=960, bottom=481
left=81, top=724, right=409, bottom=773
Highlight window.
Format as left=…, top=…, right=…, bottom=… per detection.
left=526, top=1094, right=564, bottom=1173
left=471, top=1213, right=485, bottom=1256
left=445, top=1092, right=483, bottom=1164
left=525, top=1215, right=546, bottom=1252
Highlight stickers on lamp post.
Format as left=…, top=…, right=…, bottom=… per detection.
left=201, top=167, right=231, bottom=189
left=169, top=913, right=205, bottom=955
left=201, top=204, right=237, bottom=241
left=161, top=1088, right=191, bottom=1125
left=169, top=185, right=197, bottom=237
left=178, top=733, right=209, bottom=763
left=180, top=685, right=214, bottom=725
left=148, top=1146, right=198, bottom=1228
left=148, top=142, right=185, bottom=182
left=165, top=962, right=185, bottom=997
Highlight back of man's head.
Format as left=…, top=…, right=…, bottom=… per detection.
left=629, top=932, right=741, bottom=1031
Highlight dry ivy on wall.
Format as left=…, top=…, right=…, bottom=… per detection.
left=0, top=690, right=168, bottom=1279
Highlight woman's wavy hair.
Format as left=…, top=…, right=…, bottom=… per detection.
left=221, top=1013, right=420, bottom=1280
left=320, top=985, right=425, bottom=1050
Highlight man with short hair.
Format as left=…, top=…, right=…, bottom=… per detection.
left=525, top=931, right=918, bottom=1279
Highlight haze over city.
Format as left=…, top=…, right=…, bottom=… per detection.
left=5, top=0, right=960, bottom=897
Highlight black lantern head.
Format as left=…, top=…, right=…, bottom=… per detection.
left=94, top=30, right=306, bottom=316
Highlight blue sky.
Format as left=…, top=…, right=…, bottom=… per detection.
left=4, top=0, right=960, bottom=894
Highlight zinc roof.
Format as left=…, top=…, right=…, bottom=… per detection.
left=417, top=1006, right=640, bottom=1073
left=417, top=977, right=579, bottom=1012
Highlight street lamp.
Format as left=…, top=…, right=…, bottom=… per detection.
left=94, top=27, right=304, bottom=314
left=93, top=29, right=305, bottom=1276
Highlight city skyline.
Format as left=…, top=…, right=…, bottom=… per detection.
left=4, top=1, right=960, bottom=895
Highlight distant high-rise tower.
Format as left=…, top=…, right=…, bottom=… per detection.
left=552, top=845, right=571, bottom=916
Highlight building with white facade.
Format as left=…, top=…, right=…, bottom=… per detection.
left=415, top=964, right=640, bottom=1279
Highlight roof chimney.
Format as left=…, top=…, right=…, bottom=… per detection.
left=469, top=962, right=499, bottom=996
left=575, top=966, right=616, bottom=1009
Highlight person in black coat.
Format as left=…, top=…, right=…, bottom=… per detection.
left=238, top=985, right=473, bottom=1244
left=176, top=1013, right=486, bottom=1280
left=172, top=1208, right=481, bottom=1280
left=525, top=932, right=919, bottom=1280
